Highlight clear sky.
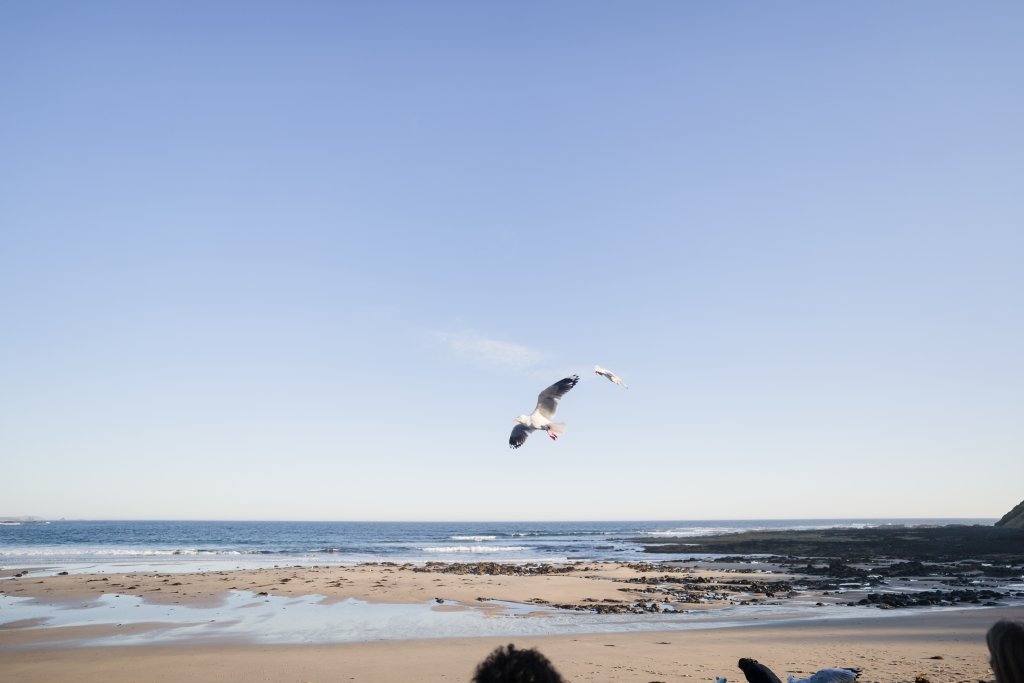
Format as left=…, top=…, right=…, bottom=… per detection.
left=2, top=1, right=1021, bottom=521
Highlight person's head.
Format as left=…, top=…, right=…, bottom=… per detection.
left=987, top=619, right=1024, bottom=683
left=472, top=644, right=565, bottom=683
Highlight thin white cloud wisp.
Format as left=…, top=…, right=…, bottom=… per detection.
left=434, top=332, right=547, bottom=371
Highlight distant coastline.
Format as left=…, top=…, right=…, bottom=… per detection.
left=0, top=516, right=48, bottom=526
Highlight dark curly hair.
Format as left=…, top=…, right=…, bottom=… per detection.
left=472, top=643, right=565, bottom=683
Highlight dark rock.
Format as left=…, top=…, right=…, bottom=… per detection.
left=412, top=562, right=576, bottom=576
left=995, top=499, right=1024, bottom=529
left=879, top=561, right=929, bottom=576
left=858, top=588, right=1005, bottom=609
left=638, top=525, right=1024, bottom=562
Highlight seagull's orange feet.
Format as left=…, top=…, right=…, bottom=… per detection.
left=549, top=432, right=558, bottom=440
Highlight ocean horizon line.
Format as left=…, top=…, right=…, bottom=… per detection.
left=3, top=516, right=999, bottom=524
left=0, top=518, right=995, bottom=524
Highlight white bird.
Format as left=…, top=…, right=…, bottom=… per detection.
left=787, top=668, right=861, bottom=683
left=594, top=365, right=628, bottom=388
left=509, top=375, right=580, bottom=449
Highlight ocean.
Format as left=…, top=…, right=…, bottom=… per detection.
left=0, top=518, right=994, bottom=571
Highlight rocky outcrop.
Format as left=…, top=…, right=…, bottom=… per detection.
left=995, top=499, right=1024, bottom=528
left=412, top=562, right=577, bottom=576
left=857, top=588, right=1006, bottom=609
left=639, top=525, right=1024, bottom=561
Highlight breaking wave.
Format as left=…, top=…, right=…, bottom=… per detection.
left=640, top=527, right=740, bottom=537
left=0, top=547, right=261, bottom=558
left=422, top=546, right=529, bottom=554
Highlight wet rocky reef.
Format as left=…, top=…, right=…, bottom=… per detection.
left=636, top=525, right=1024, bottom=562
left=635, top=524, right=1024, bottom=611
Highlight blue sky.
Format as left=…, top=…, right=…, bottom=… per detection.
left=2, top=2, right=1021, bottom=521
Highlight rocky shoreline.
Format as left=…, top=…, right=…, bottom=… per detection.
left=629, top=524, right=1024, bottom=612
left=383, top=558, right=1024, bottom=614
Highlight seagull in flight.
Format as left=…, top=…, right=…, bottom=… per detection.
left=594, top=365, right=628, bottom=389
left=509, top=375, right=580, bottom=449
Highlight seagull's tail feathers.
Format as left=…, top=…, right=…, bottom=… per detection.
left=547, top=422, right=567, bottom=437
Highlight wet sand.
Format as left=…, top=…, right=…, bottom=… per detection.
left=2, top=562, right=1021, bottom=681
left=1, top=607, right=1017, bottom=682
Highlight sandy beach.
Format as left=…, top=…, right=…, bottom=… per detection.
left=3, top=561, right=1021, bottom=681
left=1, top=609, right=1015, bottom=683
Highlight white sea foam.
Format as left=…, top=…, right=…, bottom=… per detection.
left=422, top=545, right=529, bottom=554
left=0, top=547, right=242, bottom=558
left=449, top=535, right=497, bottom=541
left=641, top=527, right=738, bottom=537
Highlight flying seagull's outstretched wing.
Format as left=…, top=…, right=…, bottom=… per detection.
left=595, top=365, right=628, bottom=388
left=509, top=423, right=534, bottom=449
left=535, top=375, right=580, bottom=419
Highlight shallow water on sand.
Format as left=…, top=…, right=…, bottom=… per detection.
left=0, top=589, right=986, bottom=649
